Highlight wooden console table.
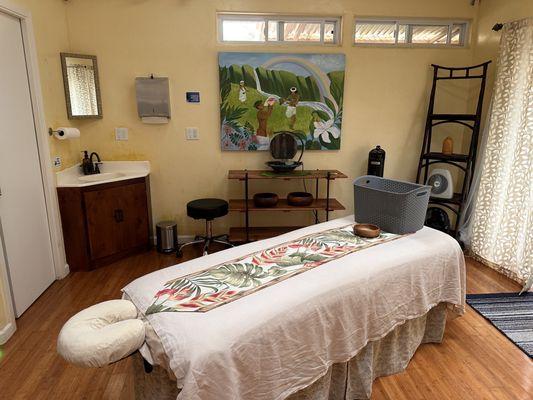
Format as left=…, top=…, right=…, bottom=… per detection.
left=228, top=169, right=347, bottom=242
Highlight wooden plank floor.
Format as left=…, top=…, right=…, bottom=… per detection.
left=0, top=246, right=531, bottom=399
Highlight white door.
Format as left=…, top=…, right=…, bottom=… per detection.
left=0, top=11, right=55, bottom=317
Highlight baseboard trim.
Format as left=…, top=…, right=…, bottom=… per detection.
left=56, top=263, right=70, bottom=280
left=177, top=235, right=195, bottom=245
left=0, top=322, right=16, bottom=345
left=151, top=235, right=195, bottom=246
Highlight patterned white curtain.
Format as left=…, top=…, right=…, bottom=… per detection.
left=469, top=18, right=532, bottom=287
left=67, top=64, right=98, bottom=116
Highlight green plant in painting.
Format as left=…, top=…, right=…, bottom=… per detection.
left=219, top=54, right=345, bottom=151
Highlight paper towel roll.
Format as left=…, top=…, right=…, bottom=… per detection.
left=54, top=127, right=80, bottom=140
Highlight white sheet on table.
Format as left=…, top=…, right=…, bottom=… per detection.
left=122, top=216, right=465, bottom=400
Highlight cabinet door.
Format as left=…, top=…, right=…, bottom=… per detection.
left=84, top=187, right=122, bottom=260
left=118, top=182, right=149, bottom=251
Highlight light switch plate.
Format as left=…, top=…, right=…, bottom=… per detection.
left=185, top=127, right=199, bottom=140
left=115, top=127, right=129, bottom=141
left=53, top=156, right=61, bottom=168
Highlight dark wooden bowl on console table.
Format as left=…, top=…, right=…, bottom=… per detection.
left=253, top=192, right=279, bottom=208
left=287, top=192, right=314, bottom=207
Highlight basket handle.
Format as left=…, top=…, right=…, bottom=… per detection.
left=416, top=191, right=428, bottom=197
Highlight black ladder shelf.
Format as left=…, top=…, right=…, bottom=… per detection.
left=416, top=62, right=491, bottom=237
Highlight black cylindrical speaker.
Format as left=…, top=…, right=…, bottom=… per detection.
left=367, top=145, right=385, bottom=177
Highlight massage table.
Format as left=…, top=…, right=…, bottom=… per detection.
left=58, top=215, right=465, bottom=400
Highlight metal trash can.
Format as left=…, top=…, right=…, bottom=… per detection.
left=156, top=221, right=177, bottom=253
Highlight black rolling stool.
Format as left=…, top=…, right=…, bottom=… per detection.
left=177, top=198, right=234, bottom=257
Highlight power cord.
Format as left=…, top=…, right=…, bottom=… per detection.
left=300, top=162, right=319, bottom=223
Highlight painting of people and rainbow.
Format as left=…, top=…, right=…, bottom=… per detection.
left=219, top=52, right=345, bottom=151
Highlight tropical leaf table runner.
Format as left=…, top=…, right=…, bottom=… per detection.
left=146, top=225, right=404, bottom=314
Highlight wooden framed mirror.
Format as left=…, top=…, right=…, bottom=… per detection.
left=60, top=53, right=103, bottom=119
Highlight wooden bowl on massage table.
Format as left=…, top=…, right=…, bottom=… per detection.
left=353, top=223, right=381, bottom=238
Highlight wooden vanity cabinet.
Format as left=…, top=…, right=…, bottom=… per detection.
left=57, top=177, right=152, bottom=271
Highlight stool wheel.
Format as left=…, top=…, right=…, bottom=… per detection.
left=176, top=249, right=183, bottom=258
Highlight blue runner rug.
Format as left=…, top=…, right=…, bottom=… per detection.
left=466, top=292, right=532, bottom=358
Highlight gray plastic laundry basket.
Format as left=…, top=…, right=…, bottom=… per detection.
left=353, top=175, right=431, bottom=234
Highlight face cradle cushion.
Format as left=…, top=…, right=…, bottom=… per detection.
left=57, top=300, right=145, bottom=368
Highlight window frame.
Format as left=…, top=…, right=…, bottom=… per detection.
left=217, top=12, right=342, bottom=45
left=353, top=17, right=470, bottom=48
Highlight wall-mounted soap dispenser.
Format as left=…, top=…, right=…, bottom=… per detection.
left=135, top=75, right=171, bottom=124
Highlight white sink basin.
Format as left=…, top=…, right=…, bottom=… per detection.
left=78, top=172, right=125, bottom=182
left=56, top=161, right=150, bottom=187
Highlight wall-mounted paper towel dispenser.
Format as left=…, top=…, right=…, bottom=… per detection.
left=135, top=76, right=170, bottom=124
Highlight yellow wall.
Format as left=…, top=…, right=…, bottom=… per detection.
left=10, top=0, right=81, bottom=169
left=55, top=0, right=477, bottom=235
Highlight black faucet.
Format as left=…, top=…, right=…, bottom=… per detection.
left=89, top=152, right=101, bottom=174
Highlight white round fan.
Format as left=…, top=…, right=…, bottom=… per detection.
left=426, top=169, right=453, bottom=199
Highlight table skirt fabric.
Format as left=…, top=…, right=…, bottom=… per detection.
left=133, top=303, right=447, bottom=400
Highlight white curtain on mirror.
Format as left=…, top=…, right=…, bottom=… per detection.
left=465, top=18, right=532, bottom=289
left=67, top=64, right=98, bottom=115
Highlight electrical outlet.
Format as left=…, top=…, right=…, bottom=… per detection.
left=185, top=127, right=199, bottom=140
left=115, top=127, right=129, bottom=141
left=53, top=156, right=61, bottom=168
